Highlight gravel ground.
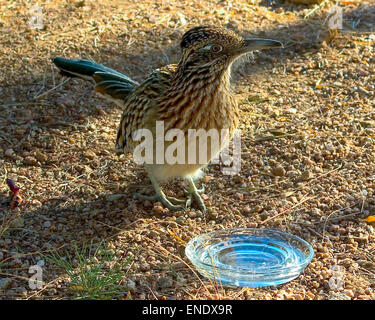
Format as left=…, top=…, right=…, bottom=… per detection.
left=0, top=0, right=375, bottom=300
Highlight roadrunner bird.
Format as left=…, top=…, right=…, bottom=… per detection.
left=53, top=26, right=282, bottom=212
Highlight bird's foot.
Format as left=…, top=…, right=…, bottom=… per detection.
left=183, top=183, right=206, bottom=213
left=184, top=184, right=205, bottom=196
left=184, top=191, right=207, bottom=213
left=134, top=173, right=206, bottom=213
left=134, top=192, right=185, bottom=211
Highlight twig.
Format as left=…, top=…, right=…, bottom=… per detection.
left=306, top=226, right=325, bottom=239
left=0, top=245, right=66, bottom=266
left=309, top=203, right=358, bottom=225
left=260, top=194, right=316, bottom=225
left=146, top=284, right=159, bottom=300
left=304, top=0, right=331, bottom=19
left=26, top=278, right=60, bottom=300
left=33, top=67, right=48, bottom=98
left=33, top=77, right=71, bottom=99
left=144, top=235, right=215, bottom=299
left=322, top=211, right=363, bottom=224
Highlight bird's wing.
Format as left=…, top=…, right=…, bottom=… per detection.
left=53, top=57, right=139, bottom=105
left=115, top=64, right=177, bottom=154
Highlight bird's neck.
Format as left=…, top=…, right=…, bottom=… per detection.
left=159, top=65, right=235, bottom=131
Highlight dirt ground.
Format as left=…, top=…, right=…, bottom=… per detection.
left=0, top=0, right=375, bottom=300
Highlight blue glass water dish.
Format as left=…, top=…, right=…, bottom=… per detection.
left=185, top=228, right=314, bottom=287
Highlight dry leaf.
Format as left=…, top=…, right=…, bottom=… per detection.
left=70, top=285, right=84, bottom=291
left=168, top=229, right=186, bottom=245
left=364, top=216, right=375, bottom=223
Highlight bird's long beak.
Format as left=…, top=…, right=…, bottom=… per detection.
left=242, top=38, right=283, bottom=52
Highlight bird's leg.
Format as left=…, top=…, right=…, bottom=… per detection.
left=134, top=173, right=185, bottom=211
left=185, top=184, right=205, bottom=195
left=184, top=177, right=206, bottom=213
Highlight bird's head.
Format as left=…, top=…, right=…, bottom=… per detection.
left=179, top=26, right=282, bottom=74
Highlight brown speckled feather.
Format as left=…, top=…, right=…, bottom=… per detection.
left=115, top=64, right=177, bottom=154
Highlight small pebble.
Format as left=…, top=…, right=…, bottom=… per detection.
left=236, top=192, right=244, bottom=200
left=10, top=217, right=24, bottom=228
left=0, top=278, right=12, bottom=290
left=271, top=165, right=286, bottom=177
left=157, top=277, right=173, bottom=289
left=23, top=156, right=38, bottom=166
left=106, top=194, right=124, bottom=201
left=329, top=292, right=351, bottom=300
left=43, top=221, right=52, bottom=228
left=301, top=170, right=314, bottom=181
left=83, top=150, right=96, bottom=160
left=143, top=200, right=153, bottom=209
left=153, top=204, right=165, bottom=215
left=35, top=151, right=48, bottom=162
left=37, top=259, right=45, bottom=266
left=126, top=279, right=136, bottom=291
left=5, top=149, right=15, bottom=158
left=243, top=206, right=251, bottom=214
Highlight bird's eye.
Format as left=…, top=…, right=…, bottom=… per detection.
left=211, top=45, right=223, bottom=53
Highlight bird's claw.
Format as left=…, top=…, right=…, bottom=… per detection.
left=134, top=191, right=205, bottom=213
left=184, top=191, right=206, bottom=213
left=134, top=192, right=185, bottom=211
left=134, top=180, right=206, bottom=213
left=184, top=184, right=205, bottom=196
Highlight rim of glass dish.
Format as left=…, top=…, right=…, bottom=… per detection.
left=185, top=228, right=315, bottom=274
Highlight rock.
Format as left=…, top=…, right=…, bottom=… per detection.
left=125, top=279, right=136, bottom=291
left=201, top=193, right=209, bottom=200
left=233, top=176, right=245, bottom=184
left=176, top=216, right=185, bottom=223
left=217, top=182, right=225, bottom=189
left=16, top=287, right=27, bottom=295
left=202, top=175, right=214, bottom=183
left=56, top=96, right=75, bottom=107
left=5, top=149, right=15, bottom=158
left=35, top=151, right=48, bottom=162
left=0, top=278, right=12, bottom=290
left=149, top=230, right=159, bottom=237
left=83, top=150, right=96, bottom=160
left=157, top=277, right=173, bottom=289
left=357, top=260, right=375, bottom=270
left=301, top=170, right=314, bottom=181
left=152, top=204, right=166, bottom=215
left=143, top=200, right=153, bottom=209
left=247, top=222, right=258, bottom=228
left=328, top=292, right=351, bottom=300
left=43, top=221, right=52, bottom=228
left=75, top=164, right=92, bottom=174
left=207, top=209, right=218, bottom=219
left=106, top=194, right=124, bottom=202
left=242, top=206, right=251, bottom=214
left=287, top=108, right=297, bottom=114
left=236, top=192, right=244, bottom=200
left=37, top=259, right=45, bottom=266
left=271, top=165, right=286, bottom=177
left=23, top=156, right=38, bottom=166
left=10, top=217, right=24, bottom=228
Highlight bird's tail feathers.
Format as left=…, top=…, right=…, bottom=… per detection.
left=52, top=57, right=139, bottom=101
